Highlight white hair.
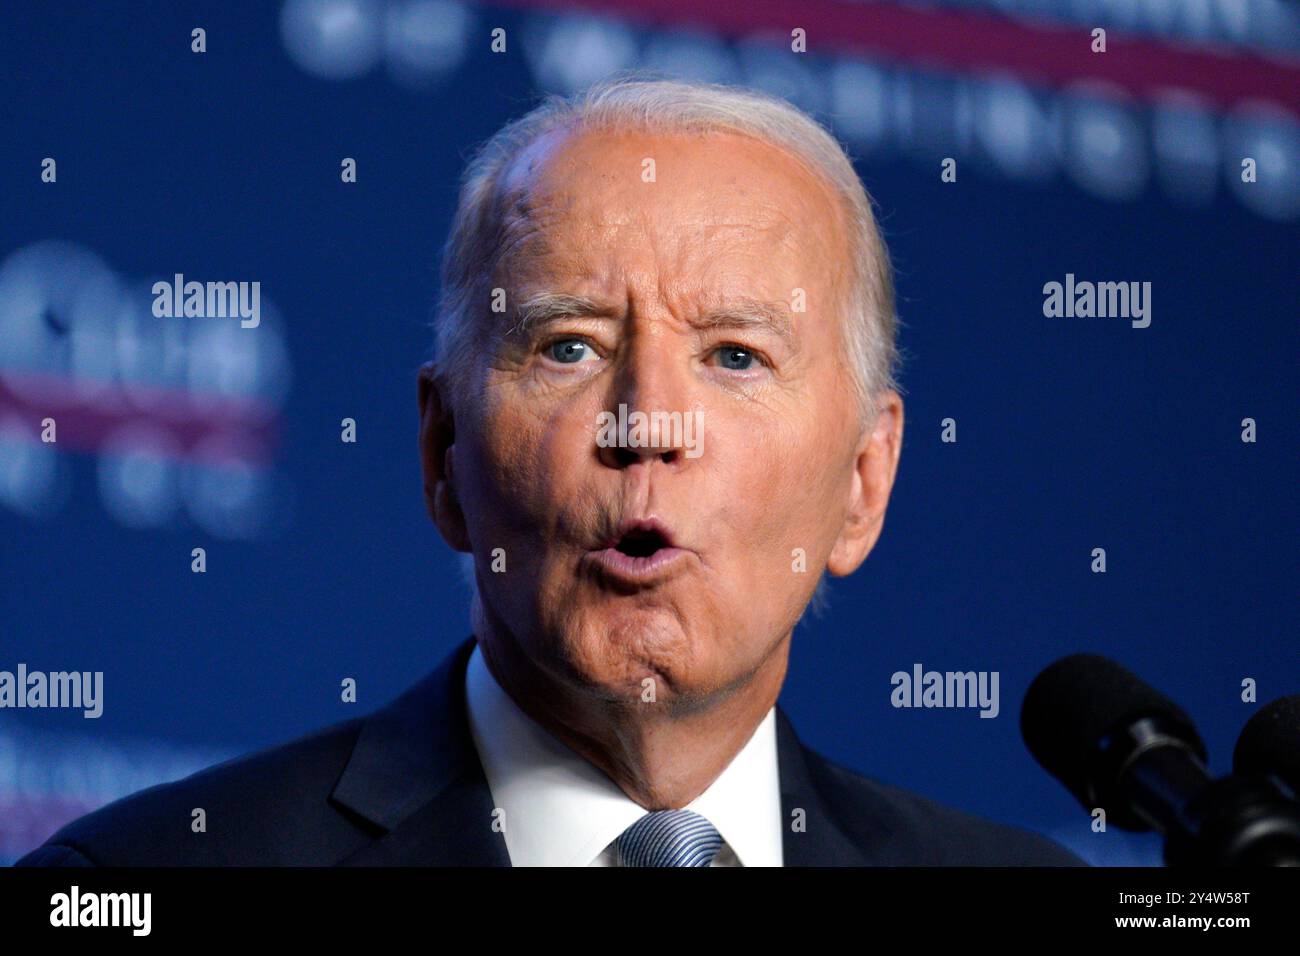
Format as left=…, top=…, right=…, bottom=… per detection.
left=432, top=73, right=901, bottom=423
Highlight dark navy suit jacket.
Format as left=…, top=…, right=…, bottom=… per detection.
left=17, top=637, right=1084, bottom=866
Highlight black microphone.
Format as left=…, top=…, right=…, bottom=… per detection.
left=1021, top=654, right=1300, bottom=866
left=1234, top=694, right=1300, bottom=798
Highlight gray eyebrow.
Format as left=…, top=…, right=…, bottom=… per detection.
left=508, top=291, right=798, bottom=348
left=689, top=297, right=797, bottom=347
left=508, top=292, right=611, bottom=337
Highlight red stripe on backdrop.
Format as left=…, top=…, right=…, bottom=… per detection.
left=496, top=0, right=1300, bottom=112
left=0, top=372, right=279, bottom=464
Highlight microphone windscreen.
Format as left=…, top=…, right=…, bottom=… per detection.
left=1020, top=653, right=1204, bottom=807
left=1234, top=694, right=1300, bottom=794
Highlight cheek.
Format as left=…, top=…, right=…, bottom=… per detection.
left=451, top=403, right=539, bottom=548
left=704, top=414, right=853, bottom=589
left=470, top=393, right=597, bottom=532
left=722, top=414, right=843, bottom=516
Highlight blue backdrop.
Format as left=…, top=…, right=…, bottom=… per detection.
left=2, top=0, right=1296, bottom=866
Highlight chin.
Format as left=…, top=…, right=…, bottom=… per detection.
left=548, top=604, right=703, bottom=698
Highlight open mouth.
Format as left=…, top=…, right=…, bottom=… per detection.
left=614, top=526, right=670, bottom=558
left=586, top=518, right=692, bottom=586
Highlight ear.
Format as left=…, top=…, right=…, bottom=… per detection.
left=827, top=391, right=904, bottom=577
left=418, top=361, right=471, bottom=553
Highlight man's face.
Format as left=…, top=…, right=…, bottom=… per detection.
left=433, top=126, right=898, bottom=709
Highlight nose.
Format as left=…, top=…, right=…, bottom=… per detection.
left=595, top=337, right=700, bottom=471
left=598, top=442, right=682, bottom=469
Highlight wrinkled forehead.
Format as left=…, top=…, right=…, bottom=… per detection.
left=490, top=123, right=854, bottom=297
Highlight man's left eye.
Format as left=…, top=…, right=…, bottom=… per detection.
left=545, top=339, right=597, bottom=364
left=713, top=346, right=758, bottom=371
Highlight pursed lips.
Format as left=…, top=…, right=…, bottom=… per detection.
left=584, top=516, right=695, bottom=588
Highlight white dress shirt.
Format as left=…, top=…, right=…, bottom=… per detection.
left=463, top=641, right=784, bottom=866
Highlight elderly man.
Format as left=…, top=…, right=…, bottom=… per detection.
left=18, top=78, right=1081, bottom=867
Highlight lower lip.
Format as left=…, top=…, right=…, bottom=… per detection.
left=585, top=546, right=694, bottom=585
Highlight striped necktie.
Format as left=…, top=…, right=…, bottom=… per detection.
left=616, top=809, right=724, bottom=867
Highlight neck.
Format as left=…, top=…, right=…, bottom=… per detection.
left=473, top=601, right=790, bottom=810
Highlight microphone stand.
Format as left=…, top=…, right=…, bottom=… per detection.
left=1113, top=718, right=1300, bottom=866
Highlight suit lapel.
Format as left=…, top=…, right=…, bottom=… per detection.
left=330, top=636, right=511, bottom=866
left=775, top=705, right=874, bottom=865
left=329, top=636, right=873, bottom=866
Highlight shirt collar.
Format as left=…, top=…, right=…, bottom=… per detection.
left=464, top=641, right=783, bottom=866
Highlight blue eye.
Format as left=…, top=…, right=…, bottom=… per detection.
left=715, top=346, right=756, bottom=370
left=547, top=339, right=593, bottom=364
